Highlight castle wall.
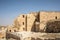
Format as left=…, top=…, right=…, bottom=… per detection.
left=14, top=14, right=27, bottom=31
left=39, top=11, right=60, bottom=32
left=13, top=11, right=60, bottom=32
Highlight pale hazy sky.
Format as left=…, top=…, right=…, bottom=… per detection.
left=0, top=0, right=60, bottom=26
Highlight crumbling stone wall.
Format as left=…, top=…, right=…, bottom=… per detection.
left=13, top=11, right=60, bottom=33
left=39, top=11, right=60, bottom=33
left=14, top=14, right=27, bottom=31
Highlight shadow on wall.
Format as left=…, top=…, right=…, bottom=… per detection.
left=31, top=23, right=40, bottom=32
left=31, top=13, right=40, bottom=32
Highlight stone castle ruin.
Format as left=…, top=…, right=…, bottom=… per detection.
left=1, top=11, right=60, bottom=40
left=11, top=11, right=60, bottom=33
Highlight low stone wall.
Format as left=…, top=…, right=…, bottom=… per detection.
left=6, top=32, right=60, bottom=40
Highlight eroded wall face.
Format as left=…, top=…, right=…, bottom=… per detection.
left=13, top=11, right=60, bottom=32
left=39, top=12, right=60, bottom=32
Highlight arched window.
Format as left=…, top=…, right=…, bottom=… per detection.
left=23, top=22, right=24, bottom=25
left=9, top=30, right=11, bottom=32
left=55, top=16, right=57, bottom=19
left=22, top=15, right=24, bottom=18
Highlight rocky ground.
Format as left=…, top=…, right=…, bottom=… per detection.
left=6, top=31, right=60, bottom=40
